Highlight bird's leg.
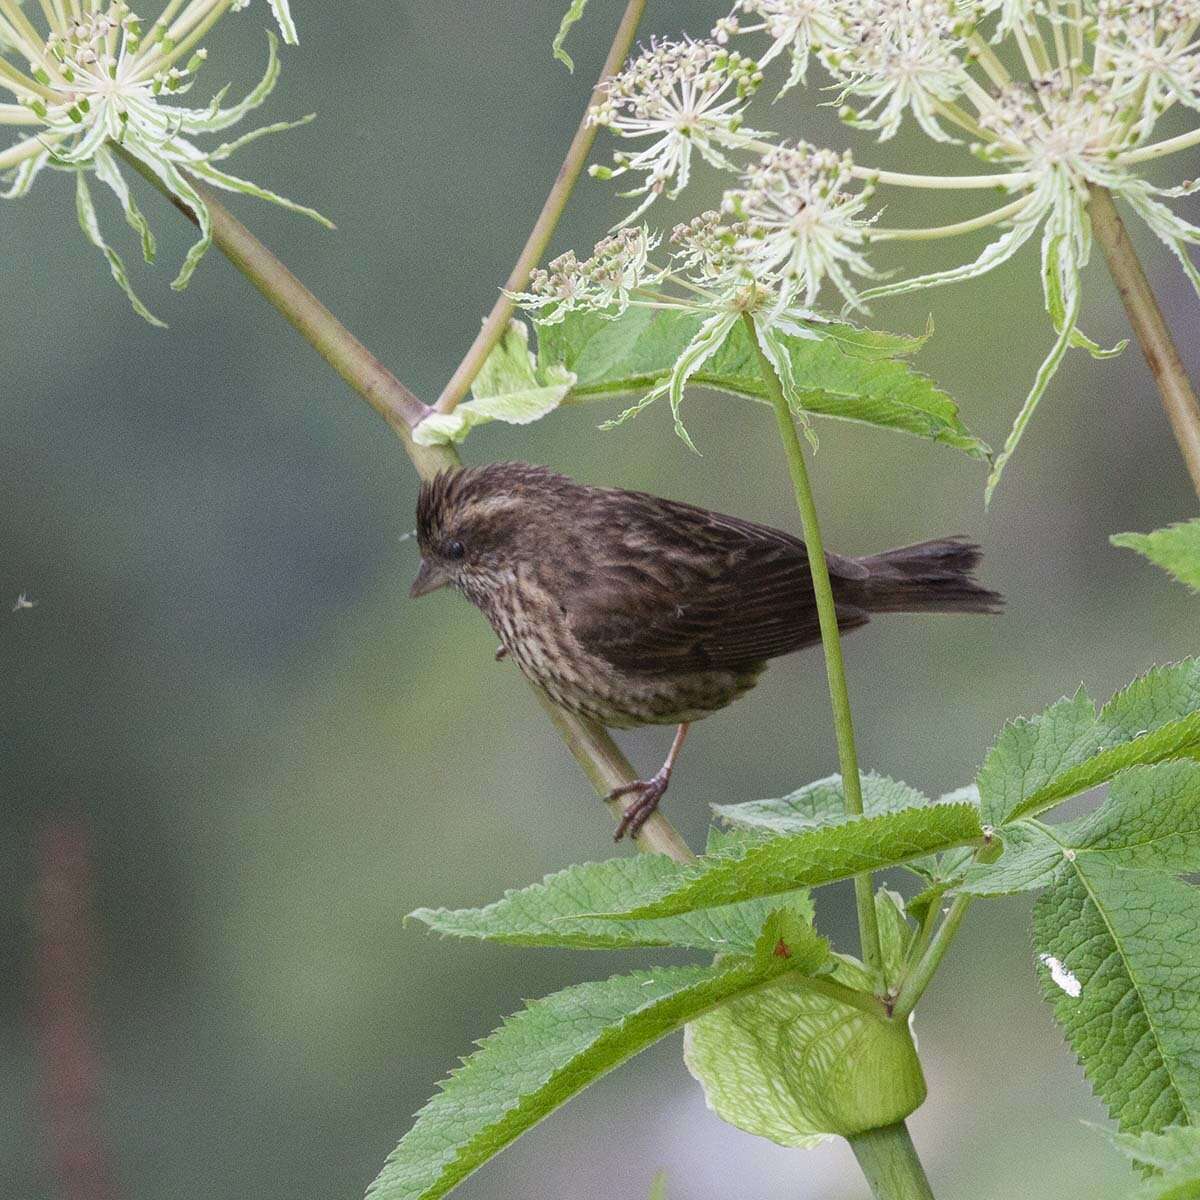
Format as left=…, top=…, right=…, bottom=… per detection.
left=610, top=723, right=691, bottom=842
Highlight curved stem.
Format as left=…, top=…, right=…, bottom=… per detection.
left=742, top=313, right=883, bottom=977
left=433, top=0, right=647, bottom=415
left=122, top=153, right=695, bottom=864
left=848, top=1122, right=936, bottom=1200
left=869, top=194, right=1032, bottom=243
left=1117, top=126, right=1200, bottom=165
left=1088, top=183, right=1200, bottom=500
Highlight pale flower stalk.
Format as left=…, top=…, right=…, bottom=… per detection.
left=0, top=0, right=320, bottom=323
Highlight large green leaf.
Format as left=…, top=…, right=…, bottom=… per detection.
left=978, top=661, right=1200, bottom=825
left=683, top=953, right=925, bottom=1146
left=536, top=308, right=989, bottom=457
left=1113, top=521, right=1200, bottom=592
left=585, top=804, right=983, bottom=921
left=714, top=772, right=955, bottom=882
left=713, top=772, right=929, bottom=832
left=963, top=761, right=1200, bottom=895
left=409, top=853, right=812, bottom=953
left=1033, top=859, right=1200, bottom=1134
left=368, top=917, right=827, bottom=1200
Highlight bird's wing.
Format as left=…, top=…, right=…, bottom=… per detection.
left=567, top=492, right=869, bottom=675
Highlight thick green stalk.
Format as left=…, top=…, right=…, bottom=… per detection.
left=121, top=155, right=695, bottom=864
left=1089, top=183, right=1200, bottom=500
left=433, top=0, right=647, bottom=414
left=848, top=1123, right=937, bottom=1200
left=742, top=313, right=883, bottom=976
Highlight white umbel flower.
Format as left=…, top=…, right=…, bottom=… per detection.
left=724, top=142, right=879, bottom=312
left=0, top=1, right=322, bottom=322
left=588, top=39, right=765, bottom=221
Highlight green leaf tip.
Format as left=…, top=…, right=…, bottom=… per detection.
left=1113, top=521, right=1200, bottom=593
left=977, top=660, right=1200, bottom=826
left=367, top=931, right=813, bottom=1200
left=552, top=0, right=589, bottom=71
left=408, top=852, right=813, bottom=954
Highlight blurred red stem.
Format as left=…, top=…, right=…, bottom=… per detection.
left=34, top=820, right=117, bottom=1200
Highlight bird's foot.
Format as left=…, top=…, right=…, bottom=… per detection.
left=609, top=769, right=671, bottom=842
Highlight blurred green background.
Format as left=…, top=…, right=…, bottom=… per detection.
left=3, top=3, right=1198, bottom=1198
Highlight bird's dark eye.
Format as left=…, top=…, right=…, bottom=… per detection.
left=446, top=539, right=465, bottom=561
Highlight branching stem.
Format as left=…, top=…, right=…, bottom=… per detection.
left=433, top=0, right=647, bottom=415
left=891, top=895, right=972, bottom=1022
left=1088, top=183, right=1200, bottom=500
left=118, top=149, right=696, bottom=864
left=742, top=312, right=883, bottom=977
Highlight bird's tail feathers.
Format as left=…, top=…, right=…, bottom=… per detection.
left=855, top=538, right=1003, bottom=616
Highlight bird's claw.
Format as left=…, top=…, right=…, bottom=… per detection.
left=609, top=770, right=670, bottom=841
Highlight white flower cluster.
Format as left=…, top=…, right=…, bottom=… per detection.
left=534, top=0, right=1200, bottom=491
left=725, top=143, right=878, bottom=313
left=587, top=38, right=765, bottom=220
left=516, top=227, right=663, bottom=323
left=0, top=0, right=316, bottom=322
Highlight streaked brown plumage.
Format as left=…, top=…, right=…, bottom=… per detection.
left=411, top=462, right=1001, bottom=838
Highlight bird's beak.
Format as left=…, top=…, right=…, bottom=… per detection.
left=410, top=558, right=451, bottom=599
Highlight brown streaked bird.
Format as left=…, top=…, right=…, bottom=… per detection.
left=411, top=462, right=1001, bottom=839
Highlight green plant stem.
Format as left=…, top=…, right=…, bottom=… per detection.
left=120, top=151, right=696, bottom=864
left=1088, top=183, right=1200, bottom=501
left=742, top=313, right=883, bottom=977
left=847, top=1122, right=936, bottom=1200
left=891, top=895, right=972, bottom=1022
left=432, top=0, right=647, bottom=415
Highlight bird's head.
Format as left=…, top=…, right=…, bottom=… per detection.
left=410, top=462, right=575, bottom=600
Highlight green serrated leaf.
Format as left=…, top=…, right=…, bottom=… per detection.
left=414, top=320, right=575, bottom=446
left=753, top=907, right=830, bottom=973
left=958, top=821, right=1064, bottom=895
left=367, top=956, right=801, bottom=1200
left=1033, top=859, right=1200, bottom=1135
left=967, top=761, right=1200, bottom=895
left=683, top=956, right=926, bottom=1146
left=552, top=0, right=588, bottom=70
left=536, top=308, right=989, bottom=458
left=586, top=804, right=983, bottom=921
left=1113, top=522, right=1200, bottom=593
left=1109, top=1124, right=1200, bottom=1174
left=409, top=853, right=813, bottom=954
left=714, top=772, right=929, bottom=832
left=714, top=772, right=945, bottom=881
left=979, top=661, right=1200, bottom=825
left=977, top=688, right=1098, bottom=826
